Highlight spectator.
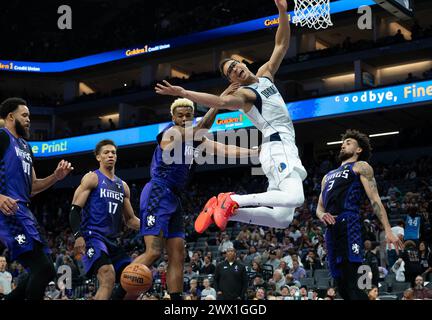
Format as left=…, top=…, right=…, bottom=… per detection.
left=364, top=240, right=380, bottom=286
left=299, top=285, right=308, bottom=300
left=190, top=252, right=203, bottom=272
left=0, top=255, right=12, bottom=297
left=418, top=241, right=432, bottom=278
left=387, top=220, right=405, bottom=268
left=275, top=260, right=289, bottom=275
left=45, top=281, right=60, bottom=300
left=218, top=233, right=234, bottom=253
left=401, top=241, right=423, bottom=286
left=279, top=285, right=290, bottom=300
left=367, top=285, right=379, bottom=300
left=186, top=278, right=201, bottom=299
left=200, top=256, right=216, bottom=275
left=325, top=287, right=337, bottom=300
left=285, top=273, right=301, bottom=288
left=402, top=288, right=415, bottom=300
left=390, top=258, right=406, bottom=282
left=412, top=275, right=432, bottom=300
left=269, top=270, right=286, bottom=293
left=290, top=260, right=306, bottom=281
left=243, top=246, right=259, bottom=267
left=84, top=282, right=96, bottom=300
left=266, top=249, right=281, bottom=271
left=303, top=250, right=322, bottom=271
left=154, top=262, right=167, bottom=290
left=200, top=278, right=216, bottom=300
left=214, top=247, right=248, bottom=300
left=405, top=208, right=422, bottom=242
left=254, top=287, right=266, bottom=300
left=184, top=263, right=198, bottom=282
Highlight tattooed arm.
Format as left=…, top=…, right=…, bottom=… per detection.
left=355, top=161, right=404, bottom=252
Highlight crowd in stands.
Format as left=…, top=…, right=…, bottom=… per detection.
left=1, top=152, right=431, bottom=300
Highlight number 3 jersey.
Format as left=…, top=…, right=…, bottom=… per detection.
left=81, top=170, right=125, bottom=239
left=322, top=162, right=365, bottom=215
left=0, top=128, right=33, bottom=203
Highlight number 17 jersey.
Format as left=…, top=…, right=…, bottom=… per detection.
left=81, top=170, right=125, bottom=239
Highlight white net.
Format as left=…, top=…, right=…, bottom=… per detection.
left=293, top=0, right=333, bottom=30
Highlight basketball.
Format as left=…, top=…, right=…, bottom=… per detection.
left=120, top=263, right=153, bottom=295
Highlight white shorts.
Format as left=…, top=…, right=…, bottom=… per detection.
left=259, top=139, right=307, bottom=191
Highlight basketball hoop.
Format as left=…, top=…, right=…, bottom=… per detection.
left=293, top=0, right=333, bottom=30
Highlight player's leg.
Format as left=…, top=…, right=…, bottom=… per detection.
left=229, top=206, right=295, bottom=228
left=164, top=205, right=186, bottom=300
left=81, top=238, right=116, bottom=300
left=134, top=181, right=174, bottom=266
left=231, top=170, right=305, bottom=208
left=338, top=261, right=368, bottom=300
left=133, top=233, right=164, bottom=266
left=95, top=263, right=116, bottom=300
left=227, top=172, right=304, bottom=228
left=1, top=210, right=55, bottom=300
left=107, top=242, right=132, bottom=300
left=6, top=242, right=56, bottom=300
left=165, top=237, right=185, bottom=300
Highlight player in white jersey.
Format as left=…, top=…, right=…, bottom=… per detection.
left=155, top=0, right=306, bottom=232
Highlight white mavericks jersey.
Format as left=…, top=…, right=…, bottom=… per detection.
left=241, top=77, right=307, bottom=181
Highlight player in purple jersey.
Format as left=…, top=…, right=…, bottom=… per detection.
left=0, top=97, right=73, bottom=300
left=316, top=129, right=403, bottom=300
left=69, top=140, right=140, bottom=300
left=130, top=86, right=257, bottom=300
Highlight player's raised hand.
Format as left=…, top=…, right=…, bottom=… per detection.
left=0, top=195, right=19, bottom=215
left=155, top=80, right=186, bottom=97
left=385, top=231, right=404, bottom=254
left=319, top=212, right=336, bottom=225
left=54, top=160, right=74, bottom=181
left=220, top=82, right=240, bottom=97
left=274, top=0, right=288, bottom=12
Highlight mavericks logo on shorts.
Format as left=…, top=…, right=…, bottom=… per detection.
left=147, top=214, right=156, bottom=228
left=278, top=162, right=287, bottom=173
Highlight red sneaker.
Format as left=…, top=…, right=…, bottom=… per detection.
left=213, top=192, right=239, bottom=231
left=194, top=196, right=218, bottom=233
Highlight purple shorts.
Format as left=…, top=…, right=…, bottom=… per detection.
left=0, top=205, right=50, bottom=261
left=139, top=181, right=185, bottom=239
left=82, top=235, right=131, bottom=275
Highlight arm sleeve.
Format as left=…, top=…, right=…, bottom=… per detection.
left=69, top=205, right=83, bottom=237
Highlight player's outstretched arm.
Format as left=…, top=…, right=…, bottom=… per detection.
left=69, top=172, right=98, bottom=252
left=155, top=80, right=251, bottom=111
left=316, top=175, right=336, bottom=225
left=122, top=181, right=140, bottom=231
left=201, top=139, right=259, bottom=158
left=257, top=0, right=290, bottom=81
left=193, top=83, right=241, bottom=131
left=355, top=161, right=404, bottom=252
left=31, top=160, right=74, bottom=196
